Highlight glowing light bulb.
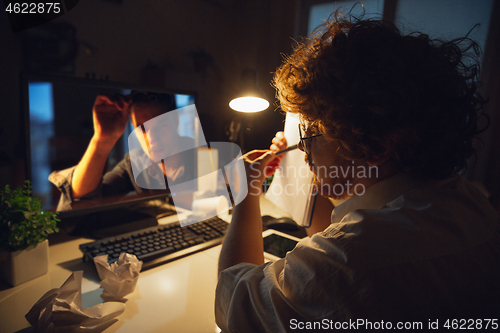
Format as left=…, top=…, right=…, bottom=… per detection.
left=229, top=96, right=269, bottom=113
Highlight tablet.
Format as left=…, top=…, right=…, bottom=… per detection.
left=263, top=229, right=303, bottom=261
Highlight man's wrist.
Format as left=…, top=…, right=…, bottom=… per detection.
left=90, top=136, right=117, bottom=155
left=232, top=190, right=261, bottom=215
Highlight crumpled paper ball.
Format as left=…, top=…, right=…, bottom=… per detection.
left=25, top=271, right=125, bottom=332
left=94, top=253, right=143, bottom=302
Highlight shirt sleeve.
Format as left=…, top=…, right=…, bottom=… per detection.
left=215, top=260, right=301, bottom=333
left=48, top=155, right=135, bottom=211
left=215, top=230, right=356, bottom=332
left=101, top=155, right=136, bottom=197
left=48, top=166, right=103, bottom=211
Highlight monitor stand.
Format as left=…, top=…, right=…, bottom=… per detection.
left=90, top=208, right=159, bottom=239
left=57, top=199, right=179, bottom=239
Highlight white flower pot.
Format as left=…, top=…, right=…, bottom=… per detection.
left=0, top=239, right=49, bottom=286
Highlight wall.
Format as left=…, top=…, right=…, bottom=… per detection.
left=0, top=0, right=298, bottom=187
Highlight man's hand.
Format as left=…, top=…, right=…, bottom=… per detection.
left=270, top=130, right=334, bottom=236
left=71, top=94, right=129, bottom=199
left=92, top=94, right=130, bottom=144
left=270, top=131, right=287, bottom=152
left=219, top=149, right=278, bottom=274
left=218, top=133, right=287, bottom=275
left=243, top=150, right=282, bottom=196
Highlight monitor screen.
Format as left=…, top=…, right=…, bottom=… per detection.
left=22, top=74, right=201, bottom=237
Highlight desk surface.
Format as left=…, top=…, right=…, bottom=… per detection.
left=0, top=196, right=290, bottom=333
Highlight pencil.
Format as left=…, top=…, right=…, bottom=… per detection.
left=275, top=144, right=299, bottom=155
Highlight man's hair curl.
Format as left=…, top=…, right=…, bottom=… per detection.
left=273, top=13, right=487, bottom=180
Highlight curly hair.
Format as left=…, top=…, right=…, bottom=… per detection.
left=273, top=13, right=487, bottom=180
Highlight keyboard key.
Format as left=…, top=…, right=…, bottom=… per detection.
left=137, top=246, right=175, bottom=261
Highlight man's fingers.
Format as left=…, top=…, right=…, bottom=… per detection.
left=95, top=94, right=115, bottom=105
left=245, top=150, right=269, bottom=161
left=115, top=94, right=131, bottom=110
left=265, top=158, right=281, bottom=171
left=254, top=150, right=276, bottom=165
left=95, top=94, right=129, bottom=111
left=259, top=150, right=276, bottom=162
left=271, top=131, right=288, bottom=151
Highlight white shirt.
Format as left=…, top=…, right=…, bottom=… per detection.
left=215, top=174, right=500, bottom=332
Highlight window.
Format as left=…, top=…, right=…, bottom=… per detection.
left=395, top=0, right=493, bottom=57
left=302, top=0, right=493, bottom=56
left=308, top=0, right=384, bottom=35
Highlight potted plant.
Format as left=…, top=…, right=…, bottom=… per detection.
left=0, top=180, right=59, bottom=286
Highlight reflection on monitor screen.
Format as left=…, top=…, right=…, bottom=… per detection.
left=24, top=75, right=201, bottom=237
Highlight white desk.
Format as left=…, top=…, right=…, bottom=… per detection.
left=0, top=196, right=290, bottom=333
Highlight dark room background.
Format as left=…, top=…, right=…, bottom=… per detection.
left=1, top=0, right=499, bottom=209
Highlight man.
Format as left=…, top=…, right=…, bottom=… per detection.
left=215, top=16, right=500, bottom=331
left=49, top=92, right=195, bottom=211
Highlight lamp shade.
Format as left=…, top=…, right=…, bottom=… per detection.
left=229, top=69, right=269, bottom=113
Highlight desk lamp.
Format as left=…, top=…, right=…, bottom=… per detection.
left=229, top=68, right=269, bottom=113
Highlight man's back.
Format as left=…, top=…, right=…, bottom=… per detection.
left=216, top=175, right=500, bottom=330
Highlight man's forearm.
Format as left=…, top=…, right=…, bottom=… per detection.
left=218, top=193, right=264, bottom=276
left=71, top=136, right=115, bottom=198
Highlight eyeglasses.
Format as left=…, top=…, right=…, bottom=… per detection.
left=298, top=123, right=322, bottom=155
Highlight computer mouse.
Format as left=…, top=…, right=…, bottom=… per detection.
left=264, top=216, right=301, bottom=232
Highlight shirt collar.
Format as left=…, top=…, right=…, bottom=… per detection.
left=331, top=173, right=422, bottom=223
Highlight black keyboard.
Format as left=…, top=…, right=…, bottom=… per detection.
left=79, top=216, right=228, bottom=270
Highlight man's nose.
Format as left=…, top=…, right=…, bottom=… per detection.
left=144, top=126, right=161, bottom=142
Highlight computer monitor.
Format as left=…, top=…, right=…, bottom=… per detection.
left=21, top=73, right=201, bottom=238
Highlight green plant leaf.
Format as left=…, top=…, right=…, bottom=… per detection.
left=0, top=180, right=60, bottom=251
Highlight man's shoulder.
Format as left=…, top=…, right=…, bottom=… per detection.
left=319, top=176, right=499, bottom=269
left=388, top=176, right=497, bottom=223
left=344, top=176, right=496, bottom=223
